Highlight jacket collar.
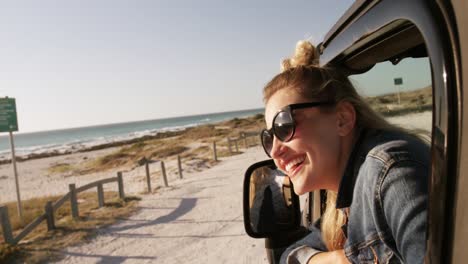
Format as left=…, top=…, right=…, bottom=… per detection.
left=335, top=127, right=369, bottom=209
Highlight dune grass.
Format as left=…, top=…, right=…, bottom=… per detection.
left=43, top=113, right=265, bottom=177
left=365, top=86, right=432, bottom=117
left=47, top=163, right=75, bottom=175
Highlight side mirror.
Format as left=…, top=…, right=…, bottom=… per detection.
left=243, top=159, right=302, bottom=238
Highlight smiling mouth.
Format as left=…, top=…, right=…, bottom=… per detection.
left=285, top=156, right=305, bottom=176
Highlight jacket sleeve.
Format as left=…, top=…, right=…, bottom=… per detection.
left=280, top=219, right=328, bottom=264
left=379, top=160, right=429, bottom=264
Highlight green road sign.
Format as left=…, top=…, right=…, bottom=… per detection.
left=394, top=77, right=403, bottom=85
left=0, top=98, right=18, bottom=132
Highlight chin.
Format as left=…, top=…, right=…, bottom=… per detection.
left=293, top=188, right=307, bottom=196
left=291, top=171, right=315, bottom=195
left=291, top=181, right=308, bottom=196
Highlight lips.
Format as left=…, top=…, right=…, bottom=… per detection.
left=284, top=156, right=305, bottom=175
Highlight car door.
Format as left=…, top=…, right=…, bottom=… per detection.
left=313, top=0, right=464, bottom=263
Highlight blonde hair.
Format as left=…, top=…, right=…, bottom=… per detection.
left=263, top=40, right=402, bottom=250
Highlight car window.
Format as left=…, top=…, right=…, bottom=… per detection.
left=349, top=56, right=432, bottom=140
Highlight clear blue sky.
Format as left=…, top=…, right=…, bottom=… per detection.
left=0, top=0, right=357, bottom=133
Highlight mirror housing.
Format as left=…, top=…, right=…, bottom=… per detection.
left=243, top=159, right=302, bottom=238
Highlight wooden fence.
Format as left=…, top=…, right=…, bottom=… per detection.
left=0, top=172, right=125, bottom=245
left=141, top=131, right=260, bottom=191
left=226, top=131, right=259, bottom=155
left=141, top=131, right=259, bottom=192
left=0, top=130, right=260, bottom=246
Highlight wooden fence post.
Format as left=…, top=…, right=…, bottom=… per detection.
left=160, top=161, right=168, bottom=187
left=45, top=201, right=55, bottom=231
left=234, top=138, right=239, bottom=153
left=227, top=138, right=233, bottom=155
left=242, top=133, right=248, bottom=149
left=97, top=183, right=105, bottom=208
left=69, top=184, right=79, bottom=220
left=213, top=141, right=218, bottom=161
left=0, top=206, right=15, bottom=244
left=145, top=161, right=152, bottom=193
left=177, top=155, right=183, bottom=179
left=117, top=172, right=125, bottom=199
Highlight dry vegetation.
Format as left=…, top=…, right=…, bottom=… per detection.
left=0, top=192, right=140, bottom=263
left=46, top=113, right=265, bottom=177
left=48, top=163, right=75, bottom=175
left=365, top=86, right=432, bottom=117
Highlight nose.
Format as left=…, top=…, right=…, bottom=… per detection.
left=270, top=136, right=286, bottom=159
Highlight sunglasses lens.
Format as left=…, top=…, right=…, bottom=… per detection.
left=261, top=130, right=273, bottom=156
left=274, top=111, right=294, bottom=141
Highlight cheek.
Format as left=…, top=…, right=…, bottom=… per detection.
left=273, top=159, right=282, bottom=172
left=295, top=121, right=340, bottom=161
left=294, top=118, right=337, bottom=145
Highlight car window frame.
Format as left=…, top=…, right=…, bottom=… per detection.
left=317, top=0, right=461, bottom=262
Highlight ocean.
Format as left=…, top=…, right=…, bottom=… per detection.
left=0, top=108, right=264, bottom=160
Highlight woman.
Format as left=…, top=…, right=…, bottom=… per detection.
left=260, top=41, right=429, bottom=263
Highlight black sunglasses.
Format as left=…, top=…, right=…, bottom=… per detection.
left=261, top=101, right=335, bottom=157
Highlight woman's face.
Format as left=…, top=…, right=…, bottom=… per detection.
left=264, top=88, right=344, bottom=195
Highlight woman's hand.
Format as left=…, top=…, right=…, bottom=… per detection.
left=308, top=250, right=350, bottom=264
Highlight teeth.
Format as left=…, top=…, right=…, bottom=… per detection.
left=285, top=156, right=305, bottom=173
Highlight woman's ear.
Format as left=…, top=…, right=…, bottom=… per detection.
left=336, top=101, right=356, bottom=136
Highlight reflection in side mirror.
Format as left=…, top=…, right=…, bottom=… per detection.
left=243, top=159, right=301, bottom=238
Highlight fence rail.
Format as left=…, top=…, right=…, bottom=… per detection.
left=75, top=177, right=117, bottom=193
left=52, top=193, right=71, bottom=211
left=226, top=131, right=260, bottom=155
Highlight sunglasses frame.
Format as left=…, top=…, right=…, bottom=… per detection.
left=261, top=101, right=335, bottom=157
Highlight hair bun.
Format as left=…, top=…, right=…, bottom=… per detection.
left=281, top=40, right=318, bottom=72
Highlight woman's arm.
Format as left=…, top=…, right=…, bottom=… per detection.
left=308, top=250, right=350, bottom=264
left=280, top=219, right=328, bottom=264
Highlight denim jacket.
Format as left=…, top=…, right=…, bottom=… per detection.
left=280, top=128, right=430, bottom=264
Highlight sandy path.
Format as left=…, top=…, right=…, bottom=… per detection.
left=54, top=147, right=269, bottom=264
left=387, top=111, right=432, bottom=131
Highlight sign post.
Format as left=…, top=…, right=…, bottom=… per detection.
left=0, top=97, right=22, bottom=222
left=394, top=77, right=403, bottom=105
